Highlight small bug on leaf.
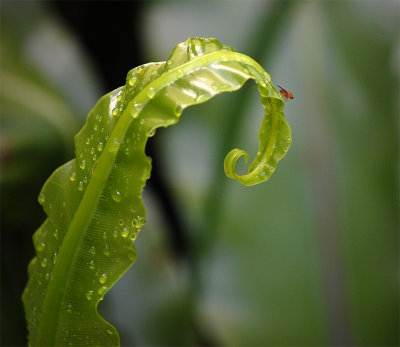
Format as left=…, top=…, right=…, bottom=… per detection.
left=277, top=85, right=294, bottom=100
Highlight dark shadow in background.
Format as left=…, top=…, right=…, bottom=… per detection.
left=51, top=0, right=190, bottom=264
left=1, top=2, right=191, bottom=346
left=50, top=2, right=211, bottom=344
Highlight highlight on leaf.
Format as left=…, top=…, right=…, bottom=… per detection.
left=22, top=37, right=291, bottom=346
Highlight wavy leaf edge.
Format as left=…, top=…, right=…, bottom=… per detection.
left=23, top=37, right=291, bottom=346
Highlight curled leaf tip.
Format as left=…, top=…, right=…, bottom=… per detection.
left=224, top=96, right=291, bottom=186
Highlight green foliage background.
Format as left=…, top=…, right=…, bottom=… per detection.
left=1, top=1, right=398, bottom=346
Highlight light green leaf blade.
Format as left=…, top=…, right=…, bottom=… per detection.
left=23, top=37, right=291, bottom=346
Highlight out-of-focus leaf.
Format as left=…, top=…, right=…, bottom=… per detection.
left=23, top=37, right=291, bottom=346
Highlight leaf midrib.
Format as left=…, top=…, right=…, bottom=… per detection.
left=35, top=50, right=268, bottom=345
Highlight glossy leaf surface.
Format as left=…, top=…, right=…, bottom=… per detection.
left=22, top=37, right=291, bottom=346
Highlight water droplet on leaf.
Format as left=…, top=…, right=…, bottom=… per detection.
left=69, top=171, right=77, bottom=181
left=66, top=304, right=72, bottom=314
left=146, top=128, right=156, bottom=137
left=38, top=193, right=45, bottom=204
left=36, top=242, right=46, bottom=252
left=147, top=87, right=156, bottom=98
left=121, top=227, right=129, bottom=238
left=99, top=273, right=107, bottom=284
left=40, top=258, right=48, bottom=267
left=86, top=290, right=93, bottom=300
left=111, top=190, right=121, bottom=202
left=78, top=181, right=84, bottom=191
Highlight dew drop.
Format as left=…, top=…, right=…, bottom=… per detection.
left=111, top=190, right=121, bottom=202
left=128, top=77, right=136, bottom=86
left=107, top=329, right=113, bottom=335
left=147, top=87, right=156, bottom=98
left=69, top=171, right=77, bottom=181
left=121, top=227, right=129, bottom=238
left=97, top=142, right=104, bottom=152
left=36, top=242, right=46, bottom=252
left=89, top=260, right=95, bottom=270
left=85, top=137, right=90, bottom=145
left=66, top=304, right=72, bottom=314
left=93, top=124, right=98, bottom=131
left=98, top=286, right=108, bottom=297
left=80, top=160, right=86, bottom=170
left=38, top=193, right=45, bottom=204
left=90, top=147, right=95, bottom=154
left=112, top=108, right=119, bottom=116
left=124, top=147, right=130, bottom=156
left=53, top=229, right=59, bottom=239
left=89, top=246, right=96, bottom=255
left=129, top=231, right=137, bottom=241
left=92, top=154, right=97, bottom=161
left=167, top=59, right=173, bottom=66
left=134, top=102, right=143, bottom=112
left=139, top=118, right=145, bottom=125
left=117, top=95, right=123, bottom=102
left=40, top=258, right=48, bottom=268
left=45, top=273, right=50, bottom=280
left=266, top=164, right=275, bottom=173
left=86, top=290, right=93, bottom=301
left=103, top=248, right=110, bottom=256
left=146, top=128, right=156, bottom=137
left=113, top=230, right=118, bottom=238
left=174, top=105, right=183, bottom=116
left=119, top=219, right=123, bottom=226
left=99, top=273, right=107, bottom=284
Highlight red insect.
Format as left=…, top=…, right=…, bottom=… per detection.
left=277, top=85, right=294, bottom=100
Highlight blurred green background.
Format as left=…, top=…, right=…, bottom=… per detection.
left=1, top=1, right=398, bottom=346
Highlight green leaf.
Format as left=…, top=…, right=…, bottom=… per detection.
left=22, top=37, right=291, bottom=346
